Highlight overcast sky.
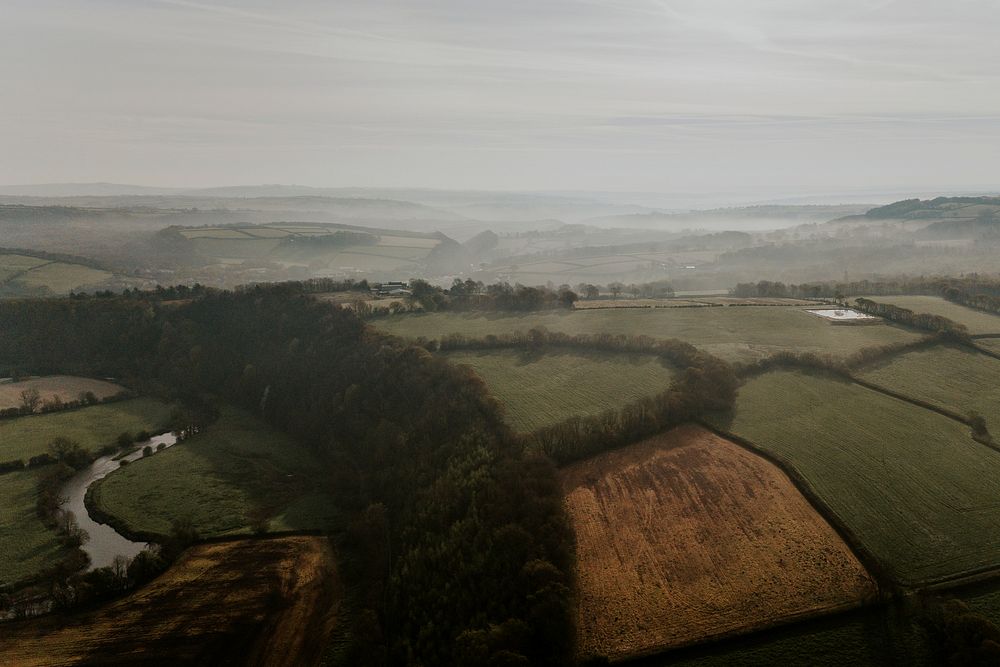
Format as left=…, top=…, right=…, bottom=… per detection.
left=1, top=0, right=998, bottom=194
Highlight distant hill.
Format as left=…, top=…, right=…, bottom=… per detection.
left=0, top=183, right=180, bottom=197
left=865, top=196, right=1000, bottom=220
left=586, top=205, right=870, bottom=232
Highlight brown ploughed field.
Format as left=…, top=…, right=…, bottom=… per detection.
left=0, top=536, right=341, bottom=666
left=561, top=425, right=876, bottom=662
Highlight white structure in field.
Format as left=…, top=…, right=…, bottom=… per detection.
left=806, top=308, right=879, bottom=322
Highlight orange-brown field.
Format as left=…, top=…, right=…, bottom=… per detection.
left=0, top=536, right=341, bottom=666
left=561, top=425, right=876, bottom=662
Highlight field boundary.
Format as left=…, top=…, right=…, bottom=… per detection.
left=696, top=419, right=895, bottom=594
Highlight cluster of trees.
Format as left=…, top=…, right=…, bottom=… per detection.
left=0, top=285, right=574, bottom=665
left=733, top=336, right=946, bottom=379
left=730, top=276, right=1000, bottom=306
left=444, top=280, right=579, bottom=311
left=855, top=299, right=970, bottom=340
left=943, top=285, right=1000, bottom=317
left=917, top=595, right=1000, bottom=665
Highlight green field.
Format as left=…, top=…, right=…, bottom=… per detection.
left=709, top=370, right=1000, bottom=585
left=857, top=295, right=1000, bottom=335
left=90, top=407, right=339, bottom=538
left=0, top=253, right=113, bottom=296
left=0, top=254, right=49, bottom=283
left=0, top=398, right=172, bottom=462
left=376, top=307, right=920, bottom=363
left=859, top=345, right=1000, bottom=432
left=0, top=469, right=66, bottom=586
left=445, top=349, right=675, bottom=432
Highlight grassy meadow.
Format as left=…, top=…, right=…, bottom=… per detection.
left=858, top=346, right=1000, bottom=432
left=0, top=397, right=172, bottom=462
left=377, top=306, right=920, bottom=363
left=710, top=370, right=1000, bottom=585
left=0, top=253, right=113, bottom=296
left=445, top=349, right=676, bottom=432
left=856, top=295, right=1000, bottom=335
left=0, top=469, right=65, bottom=586
left=90, top=407, right=339, bottom=538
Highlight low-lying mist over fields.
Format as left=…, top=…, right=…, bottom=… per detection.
left=4, top=0, right=1000, bottom=665
left=2, top=185, right=999, bottom=298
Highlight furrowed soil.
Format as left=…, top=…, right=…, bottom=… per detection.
left=562, top=425, right=876, bottom=662
left=0, top=536, right=341, bottom=666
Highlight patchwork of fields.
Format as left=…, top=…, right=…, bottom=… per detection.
left=377, top=306, right=920, bottom=363
left=0, top=397, right=172, bottom=462
left=859, top=346, right=1000, bottom=432
left=0, top=375, right=125, bottom=411
left=0, top=253, right=113, bottom=296
left=562, top=425, right=875, bottom=662
left=856, top=295, right=1000, bottom=334
left=445, top=349, right=675, bottom=431
left=710, top=370, right=1000, bottom=585
left=90, top=407, right=340, bottom=538
left=0, top=537, right=341, bottom=666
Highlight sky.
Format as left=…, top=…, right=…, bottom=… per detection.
left=1, top=0, right=998, bottom=195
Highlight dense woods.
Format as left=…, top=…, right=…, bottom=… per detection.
left=0, top=286, right=574, bottom=665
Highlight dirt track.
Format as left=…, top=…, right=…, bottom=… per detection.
left=0, top=536, right=341, bottom=666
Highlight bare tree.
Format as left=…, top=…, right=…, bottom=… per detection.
left=19, top=388, right=41, bottom=413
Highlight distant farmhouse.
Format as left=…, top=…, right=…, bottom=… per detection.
left=372, top=281, right=411, bottom=297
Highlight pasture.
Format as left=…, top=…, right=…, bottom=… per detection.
left=0, top=253, right=113, bottom=296
left=0, top=469, right=65, bottom=586
left=376, top=306, right=919, bottom=363
left=445, top=349, right=676, bottom=432
left=90, top=407, right=339, bottom=538
left=0, top=375, right=125, bottom=411
left=856, top=295, right=1000, bottom=334
left=710, top=370, right=1000, bottom=585
left=0, top=537, right=342, bottom=666
left=562, top=425, right=875, bottom=662
left=0, top=397, right=172, bottom=462
left=858, top=345, right=1000, bottom=432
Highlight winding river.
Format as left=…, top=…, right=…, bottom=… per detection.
left=60, top=432, right=178, bottom=569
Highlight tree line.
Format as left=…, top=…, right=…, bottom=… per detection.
left=427, top=329, right=739, bottom=465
